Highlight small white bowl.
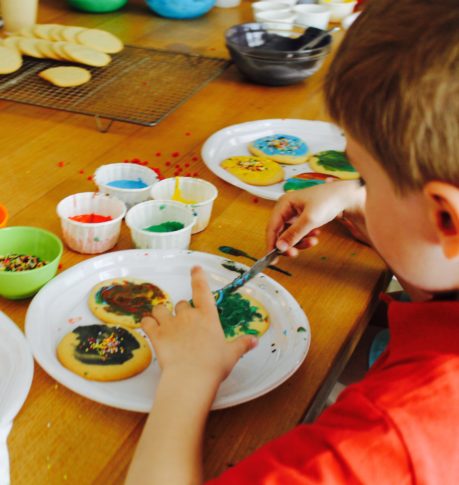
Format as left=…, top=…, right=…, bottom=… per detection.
left=56, top=192, right=126, bottom=254
left=252, top=1, right=291, bottom=14
left=151, top=177, right=218, bottom=234
left=125, top=200, right=195, bottom=250
left=319, top=0, right=356, bottom=22
left=94, top=163, right=158, bottom=209
left=293, top=4, right=331, bottom=29
left=255, top=10, right=297, bottom=29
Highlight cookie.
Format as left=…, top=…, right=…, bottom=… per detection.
left=60, top=26, right=86, bottom=43
left=283, top=172, right=339, bottom=192
left=35, top=40, right=61, bottom=60
left=76, top=29, right=124, bottom=54
left=88, top=278, right=173, bottom=328
left=220, top=156, right=284, bottom=186
left=63, top=44, right=111, bottom=67
left=307, top=150, right=359, bottom=180
left=18, top=38, right=45, bottom=58
left=0, top=46, right=23, bottom=74
left=57, top=324, right=152, bottom=381
left=218, top=292, right=270, bottom=341
left=32, top=24, right=60, bottom=40
left=39, top=67, right=91, bottom=87
left=249, top=134, right=309, bottom=164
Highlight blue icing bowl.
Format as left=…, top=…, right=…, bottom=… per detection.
left=145, top=0, right=216, bottom=19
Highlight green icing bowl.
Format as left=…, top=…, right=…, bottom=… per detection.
left=0, top=226, right=63, bottom=299
left=67, top=0, right=127, bottom=13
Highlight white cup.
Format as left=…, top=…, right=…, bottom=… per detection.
left=252, top=1, right=291, bottom=14
left=0, top=0, right=38, bottom=33
left=293, top=4, right=330, bottom=29
left=319, top=0, right=356, bottom=22
left=255, top=10, right=297, bottom=30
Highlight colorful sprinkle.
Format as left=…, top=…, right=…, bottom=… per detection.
left=172, top=152, right=180, bottom=158
left=57, top=161, right=65, bottom=168
left=0, top=253, right=48, bottom=272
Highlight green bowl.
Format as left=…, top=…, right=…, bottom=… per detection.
left=0, top=227, right=63, bottom=300
left=67, top=0, right=127, bottom=13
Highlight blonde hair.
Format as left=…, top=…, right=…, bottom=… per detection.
left=325, top=0, right=459, bottom=192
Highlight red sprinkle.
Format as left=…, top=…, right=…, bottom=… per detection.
left=175, top=164, right=181, bottom=169
left=70, top=213, right=113, bottom=223
left=193, top=172, right=199, bottom=177
left=79, top=169, right=84, bottom=174
left=58, top=263, right=63, bottom=270
left=192, top=156, right=199, bottom=162
left=155, top=152, right=161, bottom=157
left=165, top=161, right=171, bottom=167
left=87, top=176, right=93, bottom=181
left=174, top=171, right=180, bottom=176
left=185, top=163, right=190, bottom=168
left=185, top=173, right=191, bottom=177
left=57, top=161, right=65, bottom=168
left=252, top=197, right=259, bottom=204
left=185, top=132, right=191, bottom=136
left=172, top=152, right=180, bottom=158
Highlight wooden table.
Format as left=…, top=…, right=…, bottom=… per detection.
left=1, top=1, right=388, bottom=483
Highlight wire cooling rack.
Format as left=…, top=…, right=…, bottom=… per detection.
left=0, top=46, right=229, bottom=128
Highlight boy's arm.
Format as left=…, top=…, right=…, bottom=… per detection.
left=125, top=267, right=257, bottom=485
left=267, top=180, right=367, bottom=256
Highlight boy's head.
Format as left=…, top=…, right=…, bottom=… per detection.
left=324, top=0, right=459, bottom=292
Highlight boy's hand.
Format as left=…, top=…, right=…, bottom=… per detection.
left=141, top=266, right=258, bottom=386
left=267, top=180, right=365, bottom=257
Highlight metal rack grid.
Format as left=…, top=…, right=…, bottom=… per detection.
left=0, top=45, right=229, bottom=127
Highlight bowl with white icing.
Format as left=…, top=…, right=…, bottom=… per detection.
left=94, top=163, right=158, bottom=209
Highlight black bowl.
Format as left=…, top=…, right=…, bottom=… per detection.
left=225, top=23, right=332, bottom=86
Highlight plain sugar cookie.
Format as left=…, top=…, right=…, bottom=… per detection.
left=249, top=134, right=309, bottom=164
left=63, top=44, right=111, bottom=67
left=39, top=66, right=91, bottom=87
left=76, top=29, right=123, bottom=54
left=88, top=278, right=173, bottom=328
left=57, top=324, right=152, bottom=381
left=0, top=46, right=23, bottom=74
left=220, top=155, right=284, bottom=186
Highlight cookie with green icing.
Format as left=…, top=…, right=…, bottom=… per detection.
left=89, top=277, right=173, bottom=328
left=283, top=172, right=339, bottom=192
left=307, top=150, right=359, bottom=180
left=217, top=292, right=270, bottom=341
left=57, top=324, right=152, bottom=381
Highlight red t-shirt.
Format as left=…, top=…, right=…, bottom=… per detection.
left=208, top=300, right=459, bottom=484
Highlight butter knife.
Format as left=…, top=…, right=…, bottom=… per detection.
left=214, top=248, right=281, bottom=305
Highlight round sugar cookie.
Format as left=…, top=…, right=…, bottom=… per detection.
left=63, top=44, right=111, bottom=67
left=2, top=37, right=22, bottom=52
left=35, top=40, right=61, bottom=60
left=89, top=278, right=173, bottom=328
left=32, top=24, right=60, bottom=40
left=18, top=38, right=45, bottom=58
left=249, top=134, right=309, bottom=164
left=76, top=29, right=123, bottom=54
left=307, top=150, right=360, bottom=180
left=60, top=26, right=86, bottom=43
left=283, top=172, right=339, bottom=192
left=0, top=46, right=22, bottom=74
left=57, top=324, right=152, bottom=382
left=220, top=156, right=284, bottom=186
left=39, top=67, right=91, bottom=87
left=218, top=292, right=270, bottom=341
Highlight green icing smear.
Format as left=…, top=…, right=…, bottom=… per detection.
left=297, top=326, right=306, bottom=333
left=73, top=324, right=139, bottom=366
left=217, top=292, right=263, bottom=338
left=315, top=150, right=356, bottom=173
left=144, top=221, right=184, bottom=232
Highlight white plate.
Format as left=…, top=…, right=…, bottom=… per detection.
left=25, top=250, right=310, bottom=412
left=0, top=312, right=34, bottom=425
left=202, top=119, right=346, bottom=200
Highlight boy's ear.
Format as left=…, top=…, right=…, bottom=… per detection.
left=424, top=181, right=459, bottom=259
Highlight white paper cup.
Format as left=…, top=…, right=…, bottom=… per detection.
left=151, top=177, right=218, bottom=234
left=319, top=0, right=356, bottom=22
left=94, top=163, right=158, bottom=210
left=293, top=4, right=330, bottom=29
left=255, top=10, right=297, bottom=30
left=125, top=200, right=195, bottom=250
left=0, top=0, right=37, bottom=33
left=252, top=1, right=291, bottom=14
left=56, top=192, right=126, bottom=254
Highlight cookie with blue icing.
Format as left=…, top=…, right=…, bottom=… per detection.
left=249, top=134, right=309, bottom=164
left=307, top=150, right=359, bottom=180
left=283, top=172, right=339, bottom=192
left=220, top=156, right=284, bottom=186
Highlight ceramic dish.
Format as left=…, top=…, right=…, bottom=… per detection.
left=25, top=249, right=310, bottom=412
left=201, top=119, right=346, bottom=200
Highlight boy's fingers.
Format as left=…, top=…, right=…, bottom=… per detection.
left=152, top=304, right=172, bottom=322
left=266, top=200, right=295, bottom=250
left=175, top=300, right=190, bottom=314
left=141, top=316, right=159, bottom=339
left=191, top=266, right=216, bottom=311
left=230, top=335, right=258, bottom=360
left=277, top=214, right=315, bottom=250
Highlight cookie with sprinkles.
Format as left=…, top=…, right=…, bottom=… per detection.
left=283, top=172, right=339, bottom=192
left=220, top=156, right=284, bottom=186
left=307, top=150, right=360, bottom=180
left=249, top=134, right=309, bottom=165
left=89, top=278, right=173, bottom=328
left=57, top=324, right=152, bottom=381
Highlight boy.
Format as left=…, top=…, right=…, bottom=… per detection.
left=126, top=1, right=459, bottom=483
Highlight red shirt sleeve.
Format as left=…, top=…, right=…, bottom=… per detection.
left=207, top=389, right=411, bottom=484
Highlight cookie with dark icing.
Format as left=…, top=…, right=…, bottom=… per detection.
left=220, top=156, right=284, bottom=186
left=57, top=324, right=152, bottom=381
left=89, top=278, right=172, bottom=328
left=249, top=134, right=309, bottom=164
left=283, top=172, right=339, bottom=192
left=307, top=150, right=359, bottom=180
